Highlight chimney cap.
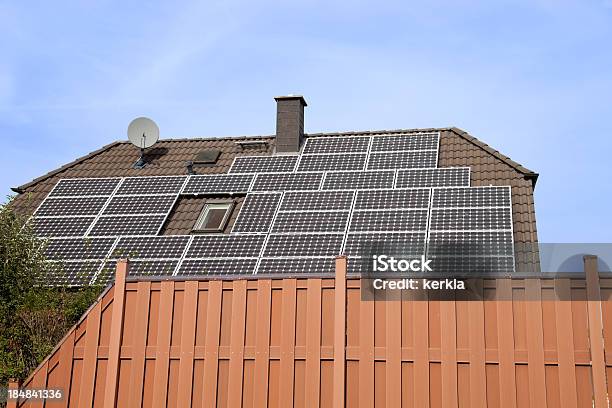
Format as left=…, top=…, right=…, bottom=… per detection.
left=274, top=95, right=307, bottom=106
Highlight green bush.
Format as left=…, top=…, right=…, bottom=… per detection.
left=0, top=195, right=103, bottom=388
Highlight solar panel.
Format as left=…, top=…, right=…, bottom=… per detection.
left=47, top=261, right=103, bottom=286
left=396, top=168, right=470, bottom=188
left=49, top=178, right=120, bottom=197
left=271, top=211, right=349, bottom=233
left=349, top=210, right=428, bottom=232
left=182, top=174, right=253, bottom=194
left=177, top=258, right=258, bottom=275
left=33, top=217, right=95, bottom=237
left=432, top=186, right=511, bottom=208
left=231, top=193, right=282, bottom=233
left=263, top=234, right=344, bottom=257
left=429, top=256, right=515, bottom=274
left=354, top=189, right=430, bottom=210
left=229, top=155, right=298, bottom=173
left=97, top=260, right=179, bottom=283
left=116, top=176, right=187, bottom=195
left=257, top=258, right=335, bottom=275
left=88, top=215, right=166, bottom=236
left=280, top=190, right=354, bottom=211
left=370, top=133, right=439, bottom=152
left=429, top=208, right=512, bottom=230
left=343, top=232, right=426, bottom=256
left=297, top=154, right=366, bottom=172
left=322, top=171, right=394, bottom=190
left=303, top=136, right=370, bottom=154
left=35, top=196, right=108, bottom=216
left=367, top=151, right=437, bottom=170
left=44, top=237, right=116, bottom=260
left=428, top=231, right=514, bottom=256
left=251, top=173, right=323, bottom=192
left=185, top=235, right=265, bottom=258
left=103, top=195, right=176, bottom=215
left=112, top=236, right=190, bottom=259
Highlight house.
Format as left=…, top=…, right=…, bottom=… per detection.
left=10, top=96, right=607, bottom=407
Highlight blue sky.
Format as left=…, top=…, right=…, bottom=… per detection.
left=1, top=0, right=611, bottom=242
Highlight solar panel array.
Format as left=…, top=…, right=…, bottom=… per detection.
left=33, top=132, right=516, bottom=283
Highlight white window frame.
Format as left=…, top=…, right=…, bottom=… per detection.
left=193, top=202, right=234, bottom=232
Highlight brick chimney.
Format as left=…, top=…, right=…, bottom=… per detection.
left=274, top=95, right=307, bottom=153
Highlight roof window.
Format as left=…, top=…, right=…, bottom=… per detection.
left=193, top=202, right=234, bottom=232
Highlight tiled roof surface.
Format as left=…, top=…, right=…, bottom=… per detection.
left=11, top=127, right=538, bottom=269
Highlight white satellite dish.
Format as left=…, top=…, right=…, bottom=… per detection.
left=127, top=117, right=159, bottom=168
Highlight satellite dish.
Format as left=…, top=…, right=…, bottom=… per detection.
left=127, top=117, right=159, bottom=168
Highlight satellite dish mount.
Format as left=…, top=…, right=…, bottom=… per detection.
left=127, top=117, right=160, bottom=169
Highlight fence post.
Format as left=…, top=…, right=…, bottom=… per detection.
left=333, top=256, right=347, bottom=408
left=6, top=379, right=20, bottom=408
left=584, top=255, right=608, bottom=408
left=103, top=259, right=128, bottom=408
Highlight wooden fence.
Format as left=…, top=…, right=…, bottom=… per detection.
left=8, top=255, right=612, bottom=407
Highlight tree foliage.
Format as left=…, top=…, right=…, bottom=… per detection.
left=0, top=196, right=103, bottom=387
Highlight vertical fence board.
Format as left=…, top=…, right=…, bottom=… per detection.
left=359, top=286, right=375, bottom=408
left=78, top=302, right=102, bottom=407
left=127, top=281, right=151, bottom=408
left=253, top=279, right=272, bottom=407
left=525, top=279, right=547, bottom=408
left=227, top=280, right=247, bottom=407
left=496, top=279, right=517, bottom=408
left=441, top=299, right=458, bottom=408
left=333, top=257, right=347, bottom=408
left=554, top=279, right=579, bottom=408
left=278, top=279, right=297, bottom=407
left=413, top=291, right=429, bottom=407
left=177, top=281, right=199, bottom=407
left=305, top=279, right=322, bottom=407
left=386, top=293, right=401, bottom=407
left=202, top=281, right=222, bottom=408
left=469, top=290, right=487, bottom=408
left=151, top=281, right=175, bottom=407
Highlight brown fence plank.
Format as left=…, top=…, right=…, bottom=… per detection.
left=177, top=281, right=199, bottom=407
left=359, top=286, right=375, bottom=408
left=554, top=278, right=578, bottom=408
left=413, top=291, right=429, bottom=407
left=29, top=361, right=49, bottom=408
left=440, top=299, right=458, bottom=408
left=227, top=280, right=247, bottom=407
left=305, top=279, right=322, bottom=407
left=386, top=293, right=401, bottom=407
left=202, top=280, right=223, bottom=408
left=78, top=301, right=102, bottom=407
left=468, top=293, right=487, bottom=408
left=253, top=279, right=272, bottom=407
left=333, top=257, right=347, bottom=408
left=585, top=255, right=608, bottom=408
left=151, top=280, right=175, bottom=407
left=496, top=279, right=517, bottom=408
left=127, top=281, right=151, bottom=408
left=525, top=279, right=547, bottom=408
left=279, top=279, right=297, bottom=407
left=102, top=260, right=128, bottom=408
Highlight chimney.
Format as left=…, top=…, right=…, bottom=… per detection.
left=274, top=95, right=307, bottom=153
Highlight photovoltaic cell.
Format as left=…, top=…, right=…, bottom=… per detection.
left=33, top=217, right=95, bottom=237
left=303, top=136, right=370, bottom=154
left=185, top=235, right=266, bottom=258
left=367, top=151, right=437, bottom=170
left=396, top=168, right=470, bottom=188
left=229, top=155, right=298, bottom=173
left=432, top=186, right=511, bottom=208
left=112, top=236, right=190, bottom=259
left=88, top=215, right=166, bottom=236
left=251, top=173, right=323, bottom=192
left=281, top=190, right=354, bottom=211
left=35, top=196, right=108, bottom=216
left=343, top=232, right=426, bottom=256
left=428, top=231, right=514, bottom=256
left=430, top=208, right=512, bottom=230
left=116, top=176, right=187, bottom=195
left=349, top=210, right=428, bottom=232
left=47, top=261, right=103, bottom=286
left=49, top=178, right=120, bottom=197
left=264, top=234, right=344, bottom=257
left=103, top=195, right=176, bottom=215
left=271, top=211, right=349, bottom=233
left=257, top=258, right=335, bottom=275
left=354, top=189, right=430, bottom=210
left=370, top=133, right=439, bottom=152
left=322, top=171, right=394, bottom=190
left=232, top=193, right=282, bottom=233
left=44, top=237, right=116, bottom=260
left=182, top=174, right=253, bottom=194
left=297, top=154, right=366, bottom=172
left=177, top=258, right=258, bottom=275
